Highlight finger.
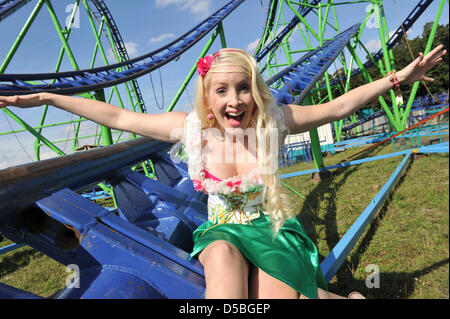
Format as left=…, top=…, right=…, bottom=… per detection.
left=422, top=76, right=434, bottom=82
left=420, top=51, right=438, bottom=66
left=424, top=46, right=446, bottom=64
left=424, top=44, right=443, bottom=59
left=430, top=57, right=443, bottom=65
left=416, top=52, right=427, bottom=67
left=411, top=52, right=424, bottom=67
left=0, top=102, right=7, bottom=108
left=428, top=50, right=446, bottom=62
left=428, top=44, right=444, bottom=56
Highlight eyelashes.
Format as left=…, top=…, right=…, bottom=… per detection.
left=216, top=88, right=227, bottom=95
left=215, top=84, right=250, bottom=96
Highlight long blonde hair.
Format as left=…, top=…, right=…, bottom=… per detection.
left=194, top=48, right=297, bottom=234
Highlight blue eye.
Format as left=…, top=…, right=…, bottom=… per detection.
left=217, top=88, right=226, bottom=95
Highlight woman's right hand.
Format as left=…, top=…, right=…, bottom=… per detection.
left=0, top=93, right=47, bottom=109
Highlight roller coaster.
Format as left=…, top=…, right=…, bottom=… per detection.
left=0, top=0, right=448, bottom=298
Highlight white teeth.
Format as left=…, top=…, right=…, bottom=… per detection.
left=226, top=111, right=244, bottom=117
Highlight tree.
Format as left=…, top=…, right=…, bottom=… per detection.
left=329, top=22, right=449, bottom=112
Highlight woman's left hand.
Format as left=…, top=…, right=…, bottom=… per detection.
left=397, top=44, right=446, bottom=85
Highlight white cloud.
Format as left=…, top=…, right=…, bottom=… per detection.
left=124, top=42, right=139, bottom=57
left=107, top=41, right=139, bottom=62
left=0, top=135, right=35, bottom=169
left=155, top=0, right=211, bottom=21
left=365, top=38, right=382, bottom=53
left=364, top=30, right=397, bottom=53
left=246, top=38, right=260, bottom=53
left=149, top=33, right=176, bottom=44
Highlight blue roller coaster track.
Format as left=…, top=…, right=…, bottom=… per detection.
left=0, top=0, right=32, bottom=22
left=0, top=0, right=245, bottom=95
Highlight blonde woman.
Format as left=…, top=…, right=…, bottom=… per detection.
left=0, top=45, right=445, bottom=299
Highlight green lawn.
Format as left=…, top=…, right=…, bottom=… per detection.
left=281, top=143, right=449, bottom=299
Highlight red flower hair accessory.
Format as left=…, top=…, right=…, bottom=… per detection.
left=196, top=53, right=219, bottom=77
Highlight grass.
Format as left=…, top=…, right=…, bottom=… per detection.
left=0, top=240, right=67, bottom=297
left=0, top=138, right=448, bottom=299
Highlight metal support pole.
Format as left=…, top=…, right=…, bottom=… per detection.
left=166, top=24, right=223, bottom=112
left=44, top=0, right=79, bottom=70
left=401, top=0, right=446, bottom=127
left=303, top=94, right=324, bottom=170
left=94, top=90, right=113, bottom=146
left=0, top=0, right=45, bottom=73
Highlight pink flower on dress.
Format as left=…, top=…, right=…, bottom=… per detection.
left=193, top=179, right=207, bottom=193
left=227, top=180, right=242, bottom=193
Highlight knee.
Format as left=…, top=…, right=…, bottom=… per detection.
left=200, top=241, right=248, bottom=272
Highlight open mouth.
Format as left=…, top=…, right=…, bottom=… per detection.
left=225, top=111, right=245, bottom=122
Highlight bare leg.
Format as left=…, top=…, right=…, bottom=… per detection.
left=299, top=288, right=365, bottom=299
left=248, top=265, right=299, bottom=299
left=198, top=240, right=250, bottom=299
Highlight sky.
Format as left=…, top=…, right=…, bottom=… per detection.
left=0, top=0, right=448, bottom=169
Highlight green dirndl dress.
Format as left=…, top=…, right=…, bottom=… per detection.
left=189, top=185, right=327, bottom=299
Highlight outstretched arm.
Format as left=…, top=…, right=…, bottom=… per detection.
left=283, top=44, right=446, bottom=133
left=0, top=92, right=187, bottom=142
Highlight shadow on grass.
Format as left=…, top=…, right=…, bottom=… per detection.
left=362, top=258, right=449, bottom=299
left=292, top=147, right=380, bottom=295
left=0, top=247, right=41, bottom=278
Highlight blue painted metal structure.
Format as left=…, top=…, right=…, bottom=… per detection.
left=280, top=141, right=314, bottom=167
left=319, top=142, right=448, bottom=282
left=0, top=242, right=25, bottom=254
left=267, top=23, right=361, bottom=105
left=89, top=0, right=147, bottom=113
left=280, top=141, right=449, bottom=179
left=342, top=92, right=449, bottom=133
left=0, top=138, right=208, bottom=298
left=0, top=0, right=32, bottom=22
left=321, top=150, right=414, bottom=282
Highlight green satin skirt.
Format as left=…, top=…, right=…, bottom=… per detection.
left=190, top=213, right=327, bottom=299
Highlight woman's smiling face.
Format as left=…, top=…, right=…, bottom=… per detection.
left=206, top=66, right=256, bottom=131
